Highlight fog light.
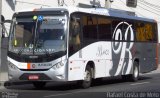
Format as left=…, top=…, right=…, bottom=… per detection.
left=9, top=75, right=13, bottom=80
left=56, top=75, right=64, bottom=79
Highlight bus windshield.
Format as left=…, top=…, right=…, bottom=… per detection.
left=9, top=13, right=67, bottom=55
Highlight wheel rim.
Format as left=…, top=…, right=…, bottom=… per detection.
left=84, top=70, right=91, bottom=82
left=134, top=66, right=139, bottom=78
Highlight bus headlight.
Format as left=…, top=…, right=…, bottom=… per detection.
left=53, top=61, right=65, bottom=70
left=8, top=61, right=17, bottom=70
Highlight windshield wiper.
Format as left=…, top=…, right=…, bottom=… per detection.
left=42, top=47, right=51, bottom=57
left=17, top=41, right=33, bottom=56
left=17, top=47, right=25, bottom=56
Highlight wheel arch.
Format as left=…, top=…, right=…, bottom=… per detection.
left=134, top=59, right=139, bottom=65
left=85, top=61, right=95, bottom=78
left=133, top=58, right=140, bottom=72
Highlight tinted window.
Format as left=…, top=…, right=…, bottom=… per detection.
left=82, top=15, right=98, bottom=45
left=112, top=19, right=135, bottom=42
left=97, top=17, right=112, bottom=40
left=123, top=21, right=135, bottom=41
left=135, top=22, right=156, bottom=42
left=112, top=20, right=123, bottom=41
left=69, top=14, right=81, bottom=55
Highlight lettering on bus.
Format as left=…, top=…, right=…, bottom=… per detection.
left=13, top=48, right=55, bottom=53
left=111, top=21, right=134, bottom=75
left=96, top=45, right=109, bottom=57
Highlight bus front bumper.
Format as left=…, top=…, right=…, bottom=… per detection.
left=8, top=66, right=68, bottom=82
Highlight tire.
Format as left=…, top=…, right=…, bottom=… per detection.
left=78, top=66, right=92, bottom=88
left=121, top=62, right=139, bottom=82
left=129, top=62, right=139, bottom=82
left=33, top=82, right=46, bottom=89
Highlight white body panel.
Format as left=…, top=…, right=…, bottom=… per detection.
left=68, top=42, right=133, bottom=81
left=67, top=19, right=136, bottom=81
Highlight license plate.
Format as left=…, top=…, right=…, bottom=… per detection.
left=28, top=75, right=39, bottom=80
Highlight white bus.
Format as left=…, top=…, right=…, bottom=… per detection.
left=7, top=7, right=158, bottom=89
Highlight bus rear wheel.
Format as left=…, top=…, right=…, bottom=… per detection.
left=122, top=61, right=139, bottom=82
left=78, top=66, right=92, bottom=88
left=130, top=62, right=139, bottom=82
left=33, top=82, right=46, bottom=89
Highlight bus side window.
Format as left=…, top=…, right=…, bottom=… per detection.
left=135, top=22, right=155, bottom=42
left=112, top=20, right=123, bottom=41
left=69, top=16, right=81, bottom=55
left=97, top=17, right=112, bottom=41
left=152, top=23, right=158, bottom=42
left=82, top=15, right=98, bottom=45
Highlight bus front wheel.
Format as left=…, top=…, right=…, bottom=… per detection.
left=77, top=66, right=92, bottom=88
left=130, top=61, right=139, bottom=82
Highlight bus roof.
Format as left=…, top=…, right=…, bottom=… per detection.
left=16, top=6, right=156, bottom=23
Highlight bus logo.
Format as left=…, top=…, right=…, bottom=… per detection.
left=32, top=64, right=36, bottom=68
left=111, top=21, right=134, bottom=76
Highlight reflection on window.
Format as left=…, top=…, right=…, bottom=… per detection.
left=136, top=23, right=155, bottom=42
left=83, top=16, right=98, bottom=43
left=98, top=17, right=112, bottom=40
left=14, top=23, right=33, bottom=47
left=69, top=15, right=81, bottom=55
left=15, top=25, right=24, bottom=47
